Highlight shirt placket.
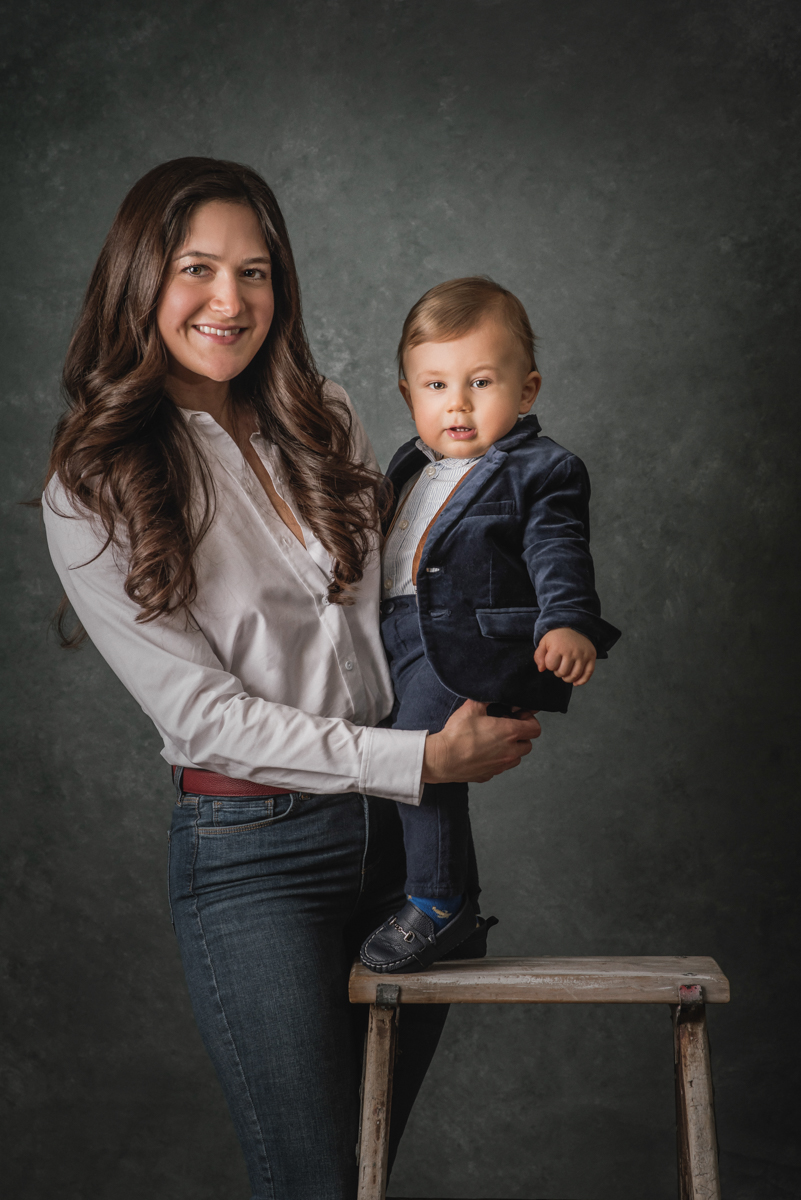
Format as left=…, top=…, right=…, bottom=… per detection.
left=383, top=461, right=440, bottom=594
left=384, top=457, right=476, bottom=597
left=243, top=432, right=371, bottom=719
left=186, top=415, right=370, bottom=718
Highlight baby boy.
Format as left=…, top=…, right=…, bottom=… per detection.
left=359, top=277, right=621, bottom=974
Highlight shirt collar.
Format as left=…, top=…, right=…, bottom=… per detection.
left=175, top=406, right=261, bottom=442
left=415, top=438, right=479, bottom=467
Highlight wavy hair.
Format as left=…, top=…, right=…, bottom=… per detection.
left=48, top=157, right=385, bottom=644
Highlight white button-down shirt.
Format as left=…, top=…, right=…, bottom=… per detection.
left=382, top=441, right=479, bottom=597
left=43, top=383, right=426, bottom=804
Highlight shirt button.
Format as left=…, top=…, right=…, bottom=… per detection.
left=344, top=660, right=354, bottom=671
left=399, top=519, right=409, bottom=530
left=322, top=596, right=330, bottom=606
left=425, top=464, right=437, bottom=477
left=384, top=577, right=393, bottom=590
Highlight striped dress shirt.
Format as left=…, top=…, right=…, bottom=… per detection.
left=382, top=441, right=479, bottom=598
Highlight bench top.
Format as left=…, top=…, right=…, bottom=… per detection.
left=349, top=956, right=730, bottom=1005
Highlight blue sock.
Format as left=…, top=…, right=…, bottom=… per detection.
left=407, top=893, right=464, bottom=930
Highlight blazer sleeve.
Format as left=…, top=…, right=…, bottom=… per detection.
left=521, top=454, right=621, bottom=656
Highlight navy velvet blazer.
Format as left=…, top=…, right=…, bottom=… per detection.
left=383, top=415, right=621, bottom=713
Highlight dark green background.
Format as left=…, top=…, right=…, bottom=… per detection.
left=2, top=1, right=799, bottom=1196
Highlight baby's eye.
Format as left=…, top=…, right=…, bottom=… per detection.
left=427, top=381, right=446, bottom=391
left=472, top=378, right=491, bottom=389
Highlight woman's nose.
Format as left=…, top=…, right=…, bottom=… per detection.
left=209, top=272, right=244, bottom=317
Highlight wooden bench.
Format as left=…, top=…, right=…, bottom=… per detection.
left=349, top=956, right=730, bottom=1200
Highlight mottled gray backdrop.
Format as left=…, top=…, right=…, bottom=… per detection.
left=2, top=1, right=799, bottom=1197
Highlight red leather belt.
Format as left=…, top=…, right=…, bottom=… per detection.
left=174, top=766, right=290, bottom=797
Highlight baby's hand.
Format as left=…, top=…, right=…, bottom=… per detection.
left=534, top=628, right=597, bottom=686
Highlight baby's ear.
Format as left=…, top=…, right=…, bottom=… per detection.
left=519, top=370, right=542, bottom=412
left=398, top=378, right=414, bottom=411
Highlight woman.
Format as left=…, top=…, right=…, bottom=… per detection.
left=43, top=157, right=540, bottom=1199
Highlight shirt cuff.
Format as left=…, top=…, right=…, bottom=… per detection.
left=359, top=725, right=426, bottom=805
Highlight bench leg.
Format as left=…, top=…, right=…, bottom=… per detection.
left=357, top=985, right=400, bottom=1200
left=673, top=986, right=722, bottom=1200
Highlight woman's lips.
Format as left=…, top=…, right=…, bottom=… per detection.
left=446, top=426, right=477, bottom=440
left=193, top=324, right=246, bottom=344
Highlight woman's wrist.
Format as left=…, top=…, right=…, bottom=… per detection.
left=421, top=731, right=445, bottom=785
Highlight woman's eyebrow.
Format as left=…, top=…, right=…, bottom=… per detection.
left=175, top=249, right=221, bottom=260
left=174, top=250, right=271, bottom=264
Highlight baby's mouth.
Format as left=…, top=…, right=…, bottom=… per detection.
left=447, top=425, right=477, bottom=438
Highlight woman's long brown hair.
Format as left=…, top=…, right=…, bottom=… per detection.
left=48, top=157, right=385, bottom=644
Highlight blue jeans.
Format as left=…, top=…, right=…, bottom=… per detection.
left=168, top=777, right=449, bottom=1200
left=380, top=596, right=480, bottom=901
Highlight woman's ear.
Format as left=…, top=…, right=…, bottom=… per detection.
left=519, top=370, right=542, bottom=413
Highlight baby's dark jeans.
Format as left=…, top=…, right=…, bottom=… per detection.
left=380, top=595, right=480, bottom=904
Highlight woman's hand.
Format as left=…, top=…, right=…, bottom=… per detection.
left=421, top=699, right=541, bottom=785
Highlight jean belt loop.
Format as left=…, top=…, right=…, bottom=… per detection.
left=173, top=766, right=185, bottom=800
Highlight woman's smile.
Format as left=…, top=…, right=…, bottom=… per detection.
left=193, top=323, right=247, bottom=342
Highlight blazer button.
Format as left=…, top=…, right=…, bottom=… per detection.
left=344, top=660, right=354, bottom=671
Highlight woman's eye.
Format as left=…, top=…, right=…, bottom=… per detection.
left=242, top=268, right=267, bottom=279
left=183, top=264, right=207, bottom=277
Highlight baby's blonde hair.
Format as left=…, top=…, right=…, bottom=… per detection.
left=397, top=276, right=538, bottom=376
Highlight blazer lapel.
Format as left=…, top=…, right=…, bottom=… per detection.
left=416, top=416, right=542, bottom=558
left=418, top=447, right=509, bottom=554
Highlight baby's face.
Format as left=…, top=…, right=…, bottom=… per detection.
left=399, top=317, right=541, bottom=458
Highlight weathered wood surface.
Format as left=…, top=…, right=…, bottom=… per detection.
left=674, top=997, right=722, bottom=1199
left=349, top=957, right=730, bottom=1006
left=356, top=1000, right=399, bottom=1200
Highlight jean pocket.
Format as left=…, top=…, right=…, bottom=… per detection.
left=198, top=793, right=296, bottom=836
left=390, top=610, right=427, bottom=657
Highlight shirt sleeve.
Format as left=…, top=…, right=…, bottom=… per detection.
left=43, top=481, right=426, bottom=804
left=522, top=454, right=622, bottom=656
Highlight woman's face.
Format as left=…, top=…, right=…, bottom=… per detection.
left=157, top=200, right=275, bottom=387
